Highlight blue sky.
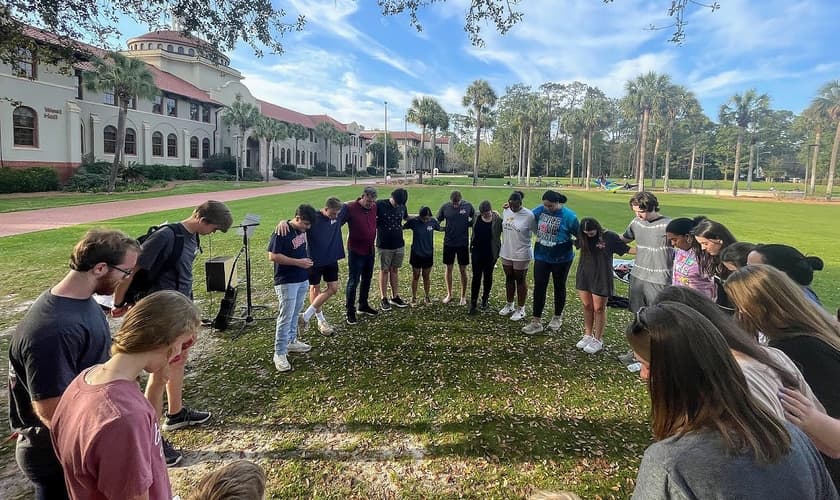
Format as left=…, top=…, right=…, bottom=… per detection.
left=115, top=0, right=840, bottom=131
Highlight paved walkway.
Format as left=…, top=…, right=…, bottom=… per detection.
left=0, top=179, right=354, bottom=237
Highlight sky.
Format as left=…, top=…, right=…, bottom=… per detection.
left=113, top=0, right=840, bottom=132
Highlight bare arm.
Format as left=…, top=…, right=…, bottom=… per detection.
left=32, top=397, right=61, bottom=429
left=275, top=220, right=290, bottom=236
left=780, top=387, right=840, bottom=458
left=268, top=252, right=313, bottom=269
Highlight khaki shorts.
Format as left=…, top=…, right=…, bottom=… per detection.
left=378, top=247, right=405, bottom=270
left=501, top=258, right=531, bottom=271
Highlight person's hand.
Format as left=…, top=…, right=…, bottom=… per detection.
left=111, top=305, right=130, bottom=318
left=298, top=258, right=314, bottom=269
left=780, top=387, right=823, bottom=428
left=275, top=220, right=290, bottom=236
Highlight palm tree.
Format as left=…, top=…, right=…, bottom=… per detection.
left=463, top=79, right=497, bottom=186
left=812, top=80, right=840, bottom=200
left=579, top=89, right=611, bottom=190
left=719, top=89, right=770, bottom=197
left=428, top=101, right=449, bottom=177
left=661, top=85, right=695, bottom=192
left=289, top=123, right=309, bottom=171
left=561, top=109, right=584, bottom=185
left=800, top=104, right=824, bottom=197
left=624, top=71, right=672, bottom=191
left=407, top=96, right=437, bottom=183
left=335, top=131, right=351, bottom=175
left=265, top=119, right=288, bottom=181
left=222, top=94, right=260, bottom=182
left=314, top=121, right=335, bottom=175
left=84, top=52, right=158, bottom=192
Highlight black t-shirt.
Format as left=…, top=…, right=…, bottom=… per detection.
left=137, top=223, right=199, bottom=298
left=575, top=230, right=630, bottom=297
left=437, top=201, right=475, bottom=247
left=376, top=200, right=407, bottom=250
left=471, top=217, right=493, bottom=254
left=8, top=290, right=111, bottom=448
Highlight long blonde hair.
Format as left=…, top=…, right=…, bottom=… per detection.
left=724, top=264, right=840, bottom=351
left=112, top=290, right=200, bottom=355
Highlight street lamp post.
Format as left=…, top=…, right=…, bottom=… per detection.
left=384, top=101, right=388, bottom=184
left=233, top=134, right=241, bottom=185
left=404, top=114, right=408, bottom=184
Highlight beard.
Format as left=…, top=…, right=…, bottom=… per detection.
left=94, top=277, right=119, bottom=296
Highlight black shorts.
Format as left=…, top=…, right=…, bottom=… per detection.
left=308, top=262, right=339, bottom=285
left=442, top=245, right=469, bottom=266
left=410, top=253, right=433, bottom=269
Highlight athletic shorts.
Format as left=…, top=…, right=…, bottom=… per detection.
left=410, top=253, right=433, bottom=269
left=501, top=258, right=531, bottom=271
left=308, top=262, right=340, bottom=285
left=442, top=245, right=469, bottom=266
left=378, top=247, right=405, bottom=270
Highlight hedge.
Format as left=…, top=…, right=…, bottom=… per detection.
left=0, top=167, right=60, bottom=193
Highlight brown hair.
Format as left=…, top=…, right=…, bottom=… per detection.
left=188, top=460, right=266, bottom=500
left=194, top=200, right=233, bottom=232
left=724, top=264, right=840, bottom=351
left=325, top=197, right=342, bottom=210
left=111, top=290, right=200, bottom=355
left=69, top=228, right=140, bottom=272
left=626, top=302, right=791, bottom=463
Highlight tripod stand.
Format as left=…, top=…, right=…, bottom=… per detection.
left=229, top=219, right=270, bottom=336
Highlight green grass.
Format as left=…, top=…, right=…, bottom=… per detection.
left=0, top=180, right=270, bottom=213
left=1, top=186, right=838, bottom=498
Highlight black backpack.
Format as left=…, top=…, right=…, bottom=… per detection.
left=123, top=223, right=198, bottom=305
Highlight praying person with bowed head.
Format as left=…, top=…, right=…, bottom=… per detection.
left=627, top=302, right=838, bottom=500
left=498, top=191, right=536, bottom=322
left=521, top=190, right=579, bottom=335
left=437, top=190, right=475, bottom=305
left=664, top=216, right=715, bottom=300
left=690, top=218, right=737, bottom=310
left=720, top=241, right=757, bottom=272
left=402, top=206, right=442, bottom=305
left=747, top=243, right=825, bottom=305
left=468, top=200, right=502, bottom=315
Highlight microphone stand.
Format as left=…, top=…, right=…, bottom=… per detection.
left=229, top=221, right=269, bottom=337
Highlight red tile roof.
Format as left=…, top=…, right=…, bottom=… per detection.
left=145, top=66, right=220, bottom=105
left=308, top=114, right=347, bottom=132
left=257, top=100, right=316, bottom=129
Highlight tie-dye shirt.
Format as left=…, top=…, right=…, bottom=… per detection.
left=672, top=247, right=716, bottom=299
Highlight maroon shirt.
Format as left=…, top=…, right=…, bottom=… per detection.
left=345, top=198, right=377, bottom=256
left=51, top=370, right=171, bottom=500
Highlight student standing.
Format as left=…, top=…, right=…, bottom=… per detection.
left=437, top=190, right=475, bottom=305
left=344, top=186, right=380, bottom=325
left=403, top=206, right=442, bottom=304
left=522, top=190, right=579, bottom=335
left=664, top=217, right=715, bottom=299
left=376, top=188, right=410, bottom=310
left=498, top=191, right=536, bottom=321
left=468, top=200, right=502, bottom=315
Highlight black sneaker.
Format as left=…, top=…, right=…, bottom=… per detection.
left=389, top=296, right=408, bottom=308
left=380, top=298, right=392, bottom=311
left=346, top=309, right=358, bottom=325
left=162, top=438, right=183, bottom=468
left=480, top=299, right=489, bottom=311
left=468, top=305, right=478, bottom=316
left=358, top=304, right=379, bottom=316
left=162, top=407, right=211, bottom=431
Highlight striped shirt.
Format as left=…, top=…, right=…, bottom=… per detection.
left=623, top=215, right=673, bottom=285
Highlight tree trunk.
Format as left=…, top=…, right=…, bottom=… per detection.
left=638, top=109, right=649, bottom=192
left=746, top=143, right=755, bottom=190
left=663, top=130, right=673, bottom=192
left=517, top=126, right=524, bottom=182
left=732, top=127, right=744, bottom=197
left=109, top=104, right=128, bottom=193
left=585, top=129, right=593, bottom=190
left=826, top=120, right=840, bottom=201
left=569, top=136, right=575, bottom=186
left=688, top=141, right=697, bottom=190
left=293, top=139, right=299, bottom=172
left=651, top=134, right=660, bottom=188
left=526, top=125, right=534, bottom=185
left=809, top=128, right=821, bottom=197
left=473, top=110, right=482, bottom=186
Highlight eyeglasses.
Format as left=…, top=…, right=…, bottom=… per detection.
left=108, top=264, right=133, bottom=277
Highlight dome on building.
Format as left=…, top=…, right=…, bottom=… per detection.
left=126, top=30, right=230, bottom=66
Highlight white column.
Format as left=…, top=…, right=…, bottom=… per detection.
left=65, top=101, right=81, bottom=164
left=90, top=114, right=102, bottom=158
left=142, top=122, right=151, bottom=164
left=182, top=128, right=189, bottom=165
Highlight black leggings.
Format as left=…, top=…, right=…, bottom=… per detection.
left=470, top=252, right=496, bottom=305
left=532, top=259, right=573, bottom=318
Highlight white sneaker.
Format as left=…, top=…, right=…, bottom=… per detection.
left=442, top=295, right=452, bottom=304
left=510, top=308, right=526, bottom=321
left=522, top=321, right=544, bottom=335
left=547, top=315, right=563, bottom=331
left=583, top=339, right=603, bottom=354
left=317, top=320, right=335, bottom=336
left=287, top=340, right=311, bottom=353
left=499, top=303, right=515, bottom=316
left=273, top=354, right=291, bottom=372
left=459, top=297, right=467, bottom=306
left=575, top=334, right=595, bottom=349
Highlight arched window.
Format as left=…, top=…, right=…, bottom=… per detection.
left=12, top=106, right=37, bottom=146
left=167, top=133, right=178, bottom=157
left=190, top=136, right=199, bottom=159
left=177, top=46, right=184, bottom=54
left=287, top=149, right=291, bottom=164
left=157, top=43, right=163, bottom=49
left=139, top=43, right=144, bottom=50
left=188, top=48, right=195, bottom=56
left=280, top=149, right=285, bottom=164
left=202, top=138, right=210, bottom=159
left=124, top=128, right=136, bottom=155
left=167, top=44, right=173, bottom=52
left=103, top=125, right=117, bottom=154
left=152, top=132, right=163, bottom=157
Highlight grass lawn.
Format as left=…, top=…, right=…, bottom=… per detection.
left=1, top=186, right=838, bottom=498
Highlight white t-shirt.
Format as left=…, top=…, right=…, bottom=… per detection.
left=499, top=207, right=536, bottom=261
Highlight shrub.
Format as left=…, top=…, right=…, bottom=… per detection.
left=0, top=167, right=60, bottom=193
left=202, top=171, right=235, bottom=181
left=273, top=170, right=308, bottom=180
left=63, top=171, right=108, bottom=192
left=425, top=178, right=451, bottom=186
left=366, top=167, right=380, bottom=176
left=136, top=164, right=199, bottom=181
left=240, top=168, right=264, bottom=181
left=203, top=154, right=236, bottom=174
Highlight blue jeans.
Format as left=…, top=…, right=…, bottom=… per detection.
left=274, top=281, right=308, bottom=355
left=15, top=433, right=70, bottom=500
left=345, top=250, right=374, bottom=312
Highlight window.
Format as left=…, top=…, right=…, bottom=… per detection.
left=103, top=125, right=117, bottom=154
left=152, top=132, right=163, bottom=156
left=13, top=48, right=36, bottom=78
left=139, top=43, right=144, bottom=50
left=76, top=70, right=83, bottom=99
left=153, top=94, right=163, bottom=114
left=12, top=106, right=37, bottom=146
left=122, top=96, right=136, bottom=110
left=167, top=133, right=178, bottom=157
left=190, top=102, right=199, bottom=121
left=188, top=48, right=195, bottom=56
left=177, top=46, right=184, bottom=54
left=201, top=105, right=211, bottom=123
left=202, top=138, right=210, bottom=159
left=286, top=148, right=291, bottom=162
left=103, top=91, right=115, bottom=106
left=166, top=96, right=177, bottom=117
left=124, top=128, right=136, bottom=155
left=280, top=149, right=285, bottom=163
left=157, top=43, right=162, bottom=49
left=190, top=137, right=199, bottom=159
left=167, top=44, right=173, bottom=52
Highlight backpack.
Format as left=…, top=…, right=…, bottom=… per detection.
left=122, top=223, right=198, bottom=305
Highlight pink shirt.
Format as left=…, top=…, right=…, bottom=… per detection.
left=51, top=369, right=171, bottom=500
left=672, top=247, right=716, bottom=299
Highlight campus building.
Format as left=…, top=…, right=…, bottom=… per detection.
left=360, top=130, right=453, bottom=174
left=0, top=24, right=370, bottom=180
